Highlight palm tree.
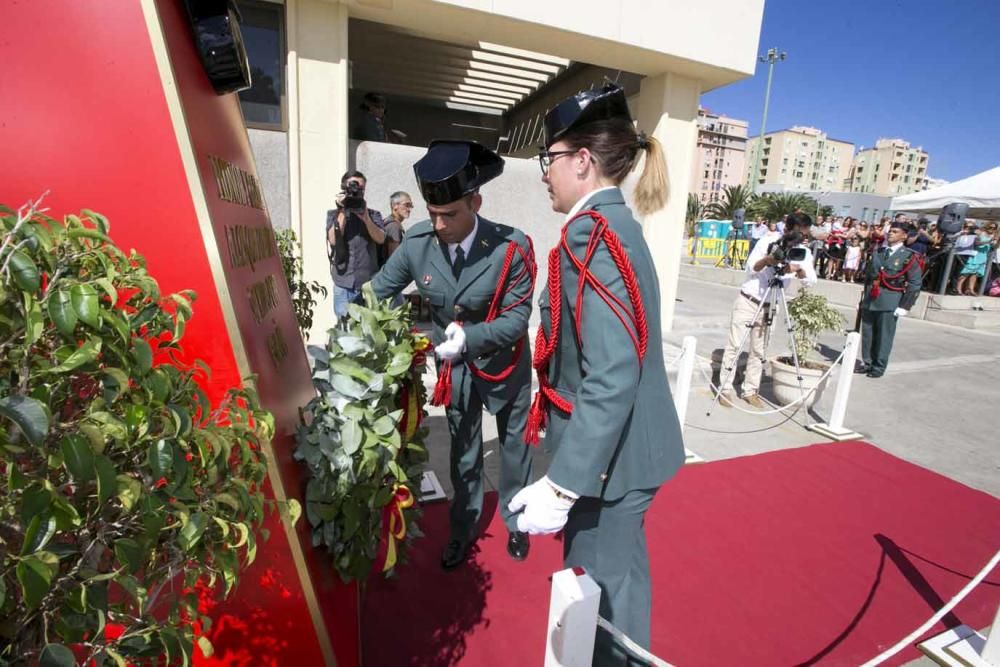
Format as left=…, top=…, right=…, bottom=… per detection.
left=685, top=192, right=701, bottom=237
left=703, top=185, right=755, bottom=220
left=755, top=192, right=818, bottom=222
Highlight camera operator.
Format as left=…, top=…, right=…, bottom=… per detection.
left=718, top=212, right=817, bottom=408
left=327, top=170, right=386, bottom=318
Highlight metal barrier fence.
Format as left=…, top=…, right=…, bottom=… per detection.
left=687, top=236, right=751, bottom=261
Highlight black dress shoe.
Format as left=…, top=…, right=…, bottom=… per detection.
left=441, top=539, right=469, bottom=570
left=854, top=363, right=870, bottom=374
left=507, top=531, right=530, bottom=561
left=866, top=370, right=884, bottom=378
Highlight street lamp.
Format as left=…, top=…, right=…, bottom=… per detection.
left=749, top=47, right=787, bottom=194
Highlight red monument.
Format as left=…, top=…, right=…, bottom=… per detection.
left=0, top=1, right=356, bottom=664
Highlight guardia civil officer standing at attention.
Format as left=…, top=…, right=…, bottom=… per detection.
left=508, top=84, right=685, bottom=664
left=370, top=140, right=536, bottom=569
left=856, top=218, right=923, bottom=378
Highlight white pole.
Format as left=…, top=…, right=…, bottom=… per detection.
left=828, top=331, right=860, bottom=430
left=545, top=569, right=602, bottom=667
left=808, top=331, right=863, bottom=441
left=674, top=336, right=696, bottom=431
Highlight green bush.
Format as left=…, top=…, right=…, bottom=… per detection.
left=275, top=229, right=327, bottom=337
left=786, top=288, right=845, bottom=363
left=294, top=285, right=428, bottom=582
left=0, top=199, right=296, bottom=665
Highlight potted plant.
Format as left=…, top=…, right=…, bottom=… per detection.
left=769, top=288, right=845, bottom=408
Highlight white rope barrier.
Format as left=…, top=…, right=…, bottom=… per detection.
left=697, top=347, right=847, bottom=417
left=596, top=616, right=674, bottom=667
left=672, top=336, right=696, bottom=432
left=859, top=547, right=1000, bottom=667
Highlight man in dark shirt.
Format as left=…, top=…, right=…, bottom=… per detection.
left=326, top=170, right=386, bottom=318
left=905, top=216, right=933, bottom=256
left=352, top=93, right=387, bottom=142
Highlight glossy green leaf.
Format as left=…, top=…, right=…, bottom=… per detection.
left=48, top=336, right=101, bottom=373
left=70, top=283, right=100, bottom=327
left=60, top=434, right=95, bottom=481
left=132, top=337, right=153, bottom=374
left=0, top=395, right=49, bottom=447
left=95, top=454, right=117, bottom=504
left=148, top=439, right=174, bottom=480
left=94, top=277, right=117, bottom=305
left=0, top=577, right=6, bottom=608
left=47, top=289, right=78, bottom=338
left=21, top=513, right=57, bottom=555
left=341, top=418, right=362, bottom=455
left=39, top=643, right=76, bottom=667
left=101, top=367, right=130, bottom=403
left=178, top=512, right=208, bottom=551
left=9, top=249, right=40, bottom=291
left=21, top=484, right=53, bottom=524
left=16, top=552, right=58, bottom=610
left=25, top=295, right=44, bottom=345
left=114, top=538, right=143, bottom=574
left=116, top=475, right=142, bottom=510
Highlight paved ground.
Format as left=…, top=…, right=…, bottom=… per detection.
left=668, top=277, right=1000, bottom=499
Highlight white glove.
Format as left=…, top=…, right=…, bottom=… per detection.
left=894, top=307, right=907, bottom=318
left=508, top=476, right=577, bottom=535
left=434, top=322, right=466, bottom=361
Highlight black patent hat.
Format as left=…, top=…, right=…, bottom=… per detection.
left=542, top=83, right=632, bottom=148
left=413, top=140, right=504, bottom=205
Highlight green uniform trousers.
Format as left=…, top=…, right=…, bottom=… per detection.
left=445, top=364, right=533, bottom=542
left=563, top=487, right=659, bottom=666
left=860, top=309, right=898, bottom=374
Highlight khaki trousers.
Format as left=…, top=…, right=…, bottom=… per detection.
left=721, top=293, right=768, bottom=396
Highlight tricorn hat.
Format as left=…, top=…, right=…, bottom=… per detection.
left=542, top=83, right=632, bottom=148
left=413, top=140, right=504, bottom=205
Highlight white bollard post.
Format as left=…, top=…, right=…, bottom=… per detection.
left=809, top=331, right=864, bottom=441
left=674, top=336, right=696, bottom=431
left=545, top=569, right=602, bottom=667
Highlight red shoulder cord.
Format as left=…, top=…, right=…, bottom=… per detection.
left=430, top=238, right=537, bottom=407
left=524, top=210, right=648, bottom=446
left=870, top=252, right=922, bottom=299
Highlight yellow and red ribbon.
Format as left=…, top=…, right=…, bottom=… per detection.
left=373, top=484, right=415, bottom=573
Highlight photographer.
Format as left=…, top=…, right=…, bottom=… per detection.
left=718, top=212, right=817, bottom=408
left=326, top=170, right=386, bottom=318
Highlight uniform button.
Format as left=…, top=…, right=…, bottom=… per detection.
left=453, top=305, right=463, bottom=314
left=599, top=473, right=608, bottom=481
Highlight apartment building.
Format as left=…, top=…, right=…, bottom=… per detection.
left=745, top=126, right=854, bottom=192
left=845, top=138, right=929, bottom=196
left=690, top=107, right=748, bottom=205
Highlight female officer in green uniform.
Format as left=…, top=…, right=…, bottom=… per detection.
left=508, top=84, right=686, bottom=664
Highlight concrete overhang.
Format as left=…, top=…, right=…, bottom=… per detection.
left=344, top=0, right=764, bottom=92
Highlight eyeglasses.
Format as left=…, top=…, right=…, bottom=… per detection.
left=537, top=149, right=579, bottom=176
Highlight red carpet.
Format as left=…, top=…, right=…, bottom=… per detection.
left=362, top=442, right=1000, bottom=666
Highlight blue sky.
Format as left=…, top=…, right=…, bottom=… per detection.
left=701, top=0, right=1000, bottom=182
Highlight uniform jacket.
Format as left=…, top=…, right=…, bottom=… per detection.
left=539, top=188, right=685, bottom=500
left=863, top=244, right=923, bottom=311
left=370, top=217, right=533, bottom=413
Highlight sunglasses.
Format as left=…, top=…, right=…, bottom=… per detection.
left=537, top=149, right=579, bottom=176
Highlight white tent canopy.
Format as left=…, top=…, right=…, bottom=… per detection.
left=891, top=165, right=1000, bottom=220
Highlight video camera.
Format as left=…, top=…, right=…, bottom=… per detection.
left=341, top=180, right=366, bottom=210
left=766, top=231, right=808, bottom=265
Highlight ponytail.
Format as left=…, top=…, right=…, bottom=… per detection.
left=633, top=134, right=669, bottom=217
left=562, top=120, right=670, bottom=217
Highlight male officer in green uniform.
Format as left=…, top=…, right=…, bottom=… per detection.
left=857, top=219, right=923, bottom=378
left=369, top=140, right=535, bottom=569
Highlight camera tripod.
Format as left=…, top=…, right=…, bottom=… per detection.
left=708, top=270, right=807, bottom=415
left=715, top=229, right=748, bottom=270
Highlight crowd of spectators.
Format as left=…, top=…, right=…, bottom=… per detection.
left=744, top=213, right=1000, bottom=296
